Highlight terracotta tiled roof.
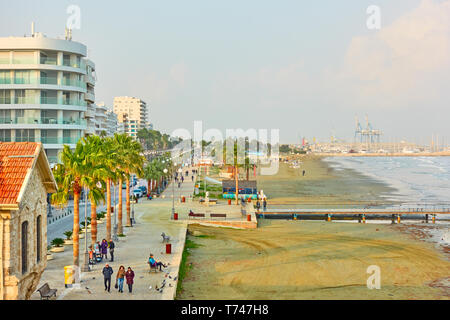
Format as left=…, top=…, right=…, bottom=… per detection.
left=0, top=142, right=40, bottom=205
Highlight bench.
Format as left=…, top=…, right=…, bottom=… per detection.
left=37, top=283, right=57, bottom=300
left=148, top=263, right=159, bottom=273
left=200, top=199, right=218, bottom=204
left=210, top=213, right=227, bottom=219
left=188, top=213, right=205, bottom=219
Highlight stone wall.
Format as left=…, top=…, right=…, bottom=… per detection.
left=2, top=168, right=47, bottom=300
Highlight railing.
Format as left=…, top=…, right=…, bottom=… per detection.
left=0, top=116, right=86, bottom=126
left=40, top=57, right=58, bottom=65
left=0, top=136, right=80, bottom=145
left=0, top=57, right=86, bottom=71
left=40, top=137, right=81, bottom=144
left=61, top=78, right=85, bottom=88
left=0, top=76, right=84, bottom=87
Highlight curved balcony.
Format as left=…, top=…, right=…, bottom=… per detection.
left=0, top=77, right=86, bottom=92
left=0, top=97, right=87, bottom=110
left=0, top=58, right=87, bottom=75
left=0, top=116, right=87, bottom=129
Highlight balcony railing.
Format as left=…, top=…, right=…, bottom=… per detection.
left=0, top=76, right=83, bottom=87
left=40, top=57, right=58, bottom=65
left=0, top=57, right=86, bottom=71
left=0, top=135, right=81, bottom=145
left=0, top=96, right=86, bottom=106
left=0, top=116, right=86, bottom=126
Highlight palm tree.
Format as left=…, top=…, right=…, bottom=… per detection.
left=100, top=136, right=121, bottom=240
left=113, top=134, right=145, bottom=231
left=83, top=135, right=107, bottom=245
left=51, top=140, right=94, bottom=266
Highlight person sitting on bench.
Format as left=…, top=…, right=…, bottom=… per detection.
left=148, top=254, right=167, bottom=271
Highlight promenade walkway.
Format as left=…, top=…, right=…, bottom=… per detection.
left=31, top=171, right=196, bottom=300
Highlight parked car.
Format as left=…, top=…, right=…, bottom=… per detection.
left=133, top=189, right=143, bottom=198
left=138, top=186, right=147, bottom=195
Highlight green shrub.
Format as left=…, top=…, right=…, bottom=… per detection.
left=63, top=231, right=73, bottom=240
left=51, top=238, right=64, bottom=247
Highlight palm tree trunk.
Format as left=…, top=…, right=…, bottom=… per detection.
left=147, top=179, right=151, bottom=194
left=246, top=166, right=249, bottom=180
left=126, top=177, right=131, bottom=226
left=106, top=178, right=111, bottom=241
left=118, top=178, right=123, bottom=234
left=90, top=200, right=97, bottom=245
left=73, top=190, right=80, bottom=266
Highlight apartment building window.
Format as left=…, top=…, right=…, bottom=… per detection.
left=0, top=71, right=11, bottom=84
left=16, top=129, right=35, bottom=142
left=15, top=70, right=31, bottom=84
left=63, top=54, right=70, bottom=67
left=0, top=129, right=11, bottom=142
left=15, top=89, right=26, bottom=103
left=0, top=89, right=11, bottom=104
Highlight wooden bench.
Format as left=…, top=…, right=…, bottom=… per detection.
left=210, top=213, right=227, bottom=219
left=200, top=199, right=218, bottom=204
left=37, top=283, right=57, bottom=300
left=188, top=213, right=205, bottom=219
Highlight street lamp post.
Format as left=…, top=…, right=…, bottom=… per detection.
left=82, top=187, right=90, bottom=272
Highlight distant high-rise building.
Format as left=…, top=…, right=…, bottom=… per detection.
left=113, top=96, right=148, bottom=139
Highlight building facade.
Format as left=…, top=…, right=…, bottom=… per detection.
left=0, top=30, right=97, bottom=163
left=113, top=96, right=148, bottom=139
left=0, top=142, right=57, bottom=300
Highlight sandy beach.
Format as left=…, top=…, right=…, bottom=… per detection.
left=177, top=221, right=449, bottom=300
left=176, top=156, right=449, bottom=300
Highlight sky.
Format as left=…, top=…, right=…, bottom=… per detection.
left=1, top=0, right=449, bottom=144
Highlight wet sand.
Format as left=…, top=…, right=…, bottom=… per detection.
left=178, top=221, right=450, bottom=300
left=257, top=155, right=399, bottom=208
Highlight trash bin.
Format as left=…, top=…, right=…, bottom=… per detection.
left=247, top=214, right=251, bottom=222
left=64, top=265, right=74, bottom=288
left=174, top=212, right=178, bottom=220
left=181, top=196, right=185, bottom=203
left=166, top=243, right=172, bottom=254
left=228, top=199, right=231, bottom=205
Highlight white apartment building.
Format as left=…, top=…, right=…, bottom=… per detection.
left=113, top=96, right=148, bottom=139
left=0, top=28, right=94, bottom=163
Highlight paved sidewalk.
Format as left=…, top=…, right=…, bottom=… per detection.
left=31, top=173, right=196, bottom=300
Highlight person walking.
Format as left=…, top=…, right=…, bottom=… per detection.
left=125, top=267, right=135, bottom=293
left=191, top=175, right=194, bottom=182
left=102, top=264, right=114, bottom=292
left=256, top=200, right=261, bottom=212
left=109, top=239, right=115, bottom=262
left=116, top=266, right=126, bottom=293
left=263, top=198, right=267, bottom=211
left=101, top=239, right=108, bottom=260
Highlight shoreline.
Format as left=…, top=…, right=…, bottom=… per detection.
left=257, top=155, right=400, bottom=208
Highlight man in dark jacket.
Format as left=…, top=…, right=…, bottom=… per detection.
left=102, top=264, right=114, bottom=292
left=109, top=240, right=115, bottom=262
